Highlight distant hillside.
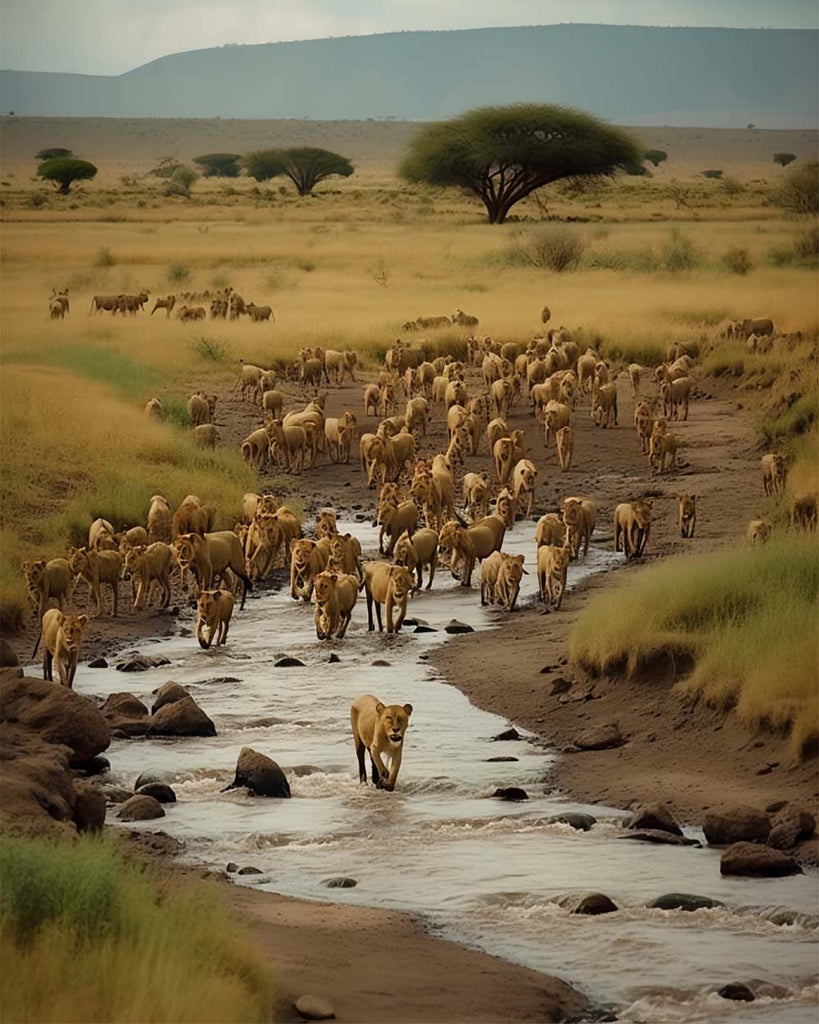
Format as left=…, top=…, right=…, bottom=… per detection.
left=2, top=25, right=817, bottom=127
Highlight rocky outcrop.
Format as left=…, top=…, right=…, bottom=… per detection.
left=0, top=670, right=110, bottom=835
left=147, top=696, right=216, bottom=737
left=703, top=806, right=771, bottom=846
left=767, top=808, right=816, bottom=850
left=720, top=842, right=802, bottom=877
left=224, top=747, right=291, bottom=798
left=151, top=681, right=189, bottom=714
left=116, top=794, right=166, bottom=821
left=100, top=692, right=151, bottom=738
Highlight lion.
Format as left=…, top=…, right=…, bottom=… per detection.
left=761, top=453, right=788, bottom=497
left=462, top=472, right=491, bottom=522
left=512, top=459, right=537, bottom=521
left=480, top=551, right=525, bottom=611
left=145, top=397, right=164, bottom=420
left=325, top=411, right=357, bottom=464
left=37, top=609, right=88, bottom=689
left=88, top=518, right=116, bottom=551
left=614, top=500, right=652, bottom=559
left=351, top=694, right=413, bottom=791
left=747, top=518, right=771, bottom=545
left=393, top=528, right=438, bottom=591
left=172, top=495, right=210, bottom=538
left=537, top=543, right=570, bottom=608
left=22, top=558, right=71, bottom=618
left=175, top=532, right=251, bottom=606
left=378, top=499, right=419, bottom=556
left=361, top=561, right=414, bottom=633
left=289, top=538, right=330, bottom=601
left=556, top=425, right=574, bottom=470
left=196, top=590, right=235, bottom=649
left=649, top=431, right=678, bottom=475
left=123, top=543, right=173, bottom=610
left=591, top=383, right=618, bottom=429
left=494, top=487, right=517, bottom=530
left=147, top=494, right=172, bottom=543
left=313, top=570, right=359, bottom=640
left=68, top=547, right=122, bottom=617
left=791, top=492, right=817, bottom=531
left=151, top=294, right=176, bottom=317
left=562, top=497, right=597, bottom=559
left=678, top=493, right=696, bottom=538
left=262, top=389, right=284, bottom=419
left=327, top=533, right=362, bottom=580
left=535, top=512, right=566, bottom=548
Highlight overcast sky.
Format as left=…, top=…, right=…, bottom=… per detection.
left=2, top=0, right=817, bottom=75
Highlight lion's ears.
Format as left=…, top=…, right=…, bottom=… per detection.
left=403, top=703, right=413, bottom=717
left=375, top=702, right=385, bottom=715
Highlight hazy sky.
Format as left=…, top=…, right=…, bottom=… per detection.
left=2, top=0, right=817, bottom=74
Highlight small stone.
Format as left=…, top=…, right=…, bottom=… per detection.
left=151, top=681, right=189, bottom=714
left=647, top=893, right=725, bottom=912
left=237, top=866, right=263, bottom=875
left=116, top=795, right=165, bottom=822
left=717, top=983, right=755, bottom=1003
left=321, top=877, right=357, bottom=888
left=550, top=677, right=572, bottom=695
left=88, top=657, right=108, bottom=669
left=493, top=787, right=528, bottom=801
left=486, top=756, right=519, bottom=763
left=492, top=728, right=520, bottom=742
left=539, top=664, right=556, bottom=674
left=554, top=891, right=618, bottom=915
left=445, top=619, right=474, bottom=634
left=225, top=747, right=291, bottom=798
left=289, top=765, right=322, bottom=777
left=274, top=656, right=305, bottom=668
left=294, top=994, right=335, bottom=1020
left=73, top=782, right=106, bottom=832
left=328, top=653, right=341, bottom=663
left=226, top=862, right=238, bottom=873
left=137, top=783, right=177, bottom=804
left=547, top=812, right=596, bottom=831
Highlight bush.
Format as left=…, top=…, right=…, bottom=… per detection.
left=661, top=229, right=700, bottom=272
left=191, top=336, right=230, bottom=362
left=722, top=246, right=753, bottom=275
left=161, top=397, right=191, bottom=429
left=505, top=226, right=586, bottom=272
left=172, top=166, right=197, bottom=190
left=94, top=247, right=116, bottom=268
left=0, top=833, right=275, bottom=1023
left=26, top=192, right=48, bottom=208
left=644, top=149, right=667, bottom=167
left=773, top=153, right=797, bottom=167
left=793, top=223, right=819, bottom=259
left=168, top=262, right=191, bottom=284
left=776, top=161, right=819, bottom=214
left=569, top=537, right=818, bottom=756
left=149, top=156, right=184, bottom=179
left=193, top=153, right=241, bottom=178
left=702, top=169, right=723, bottom=179
left=720, top=176, right=744, bottom=196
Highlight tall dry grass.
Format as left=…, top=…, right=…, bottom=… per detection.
left=569, top=537, right=819, bottom=757
left=0, top=832, right=275, bottom=1023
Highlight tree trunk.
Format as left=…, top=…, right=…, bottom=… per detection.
left=59, top=181, right=71, bottom=195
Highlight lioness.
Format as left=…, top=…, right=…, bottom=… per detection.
left=678, top=493, right=696, bottom=538
left=313, top=571, right=358, bottom=640
left=361, top=561, right=414, bottom=633
left=39, top=609, right=88, bottom=688
left=22, top=558, right=71, bottom=617
left=613, top=500, right=652, bottom=559
left=196, top=590, right=235, bottom=649
left=537, top=544, right=570, bottom=609
left=351, top=694, right=413, bottom=791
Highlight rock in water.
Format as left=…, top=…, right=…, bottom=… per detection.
left=554, top=892, right=618, bottom=915
left=718, top=983, right=755, bottom=1002
left=151, top=681, right=189, bottom=714
left=100, top=692, right=151, bottom=737
left=492, top=728, right=520, bottom=742
left=647, top=893, right=725, bottom=912
left=626, top=803, right=683, bottom=836
left=147, top=696, right=215, bottom=737
left=720, top=842, right=802, bottom=877
left=321, top=877, right=357, bottom=888
left=703, top=806, right=771, bottom=845
left=87, top=657, right=108, bottom=669
left=116, top=795, right=165, bottom=822
left=547, top=812, right=596, bottom=831
left=493, top=787, right=529, bottom=801
left=137, top=783, right=176, bottom=804
left=574, top=723, right=623, bottom=751
left=618, top=830, right=700, bottom=847
left=225, top=747, right=291, bottom=798
left=445, top=619, right=474, bottom=634
left=294, top=995, right=335, bottom=1020
left=274, top=656, right=305, bottom=668
left=767, top=808, right=816, bottom=850
left=134, top=768, right=175, bottom=790
left=237, top=866, right=263, bottom=875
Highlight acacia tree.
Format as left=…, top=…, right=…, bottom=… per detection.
left=35, top=147, right=72, bottom=160
left=37, top=157, right=97, bottom=194
left=773, top=153, right=796, bottom=168
left=243, top=149, right=285, bottom=181
left=277, top=147, right=354, bottom=195
left=645, top=149, right=668, bottom=167
left=400, top=104, right=642, bottom=224
left=193, top=153, right=242, bottom=177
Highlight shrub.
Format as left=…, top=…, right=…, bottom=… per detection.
left=37, top=158, right=97, bottom=194
left=702, top=169, right=723, bottom=179
left=149, top=156, right=184, bottom=179
left=35, top=147, right=72, bottom=161
left=94, top=247, right=116, bottom=268
left=505, top=226, right=586, bottom=272
left=773, top=153, right=797, bottom=167
left=168, top=262, right=191, bottom=284
left=161, top=397, right=191, bottom=429
left=244, top=150, right=285, bottom=182
left=661, top=229, right=700, bottom=272
left=172, top=166, right=197, bottom=190
left=776, top=161, right=819, bottom=214
left=191, top=336, right=229, bottom=362
left=623, top=161, right=650, bottom=176
left=193, top=153, right=241, bottom=178
left=720, top=176, right=743, bottom=196
left=722, top=246, right=753, bottom=276
left=703, top=345, right=745, bottom=377
left=644, top=149, right=667, bottom=167
left=793, top=223, right=819, bottom=259
left=0, top=833, right=275, bottom=1023
left=26, top=192, right=48, bottom=208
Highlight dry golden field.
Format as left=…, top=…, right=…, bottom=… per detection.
left=1, top=119, right=817, bottom=630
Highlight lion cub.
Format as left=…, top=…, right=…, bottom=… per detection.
left=351, top=695, right=413, bottom=791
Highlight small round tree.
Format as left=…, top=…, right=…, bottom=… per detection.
left=193, top=153, right=242, bottom=177
left=277, top=147, right=354, bottom=195
left=645, top=149, right=667, bottom=167
left=37, top=157, right=97, bottom=194
left=773, top=153, right=797, bottom=168
left=400, top=104, right=642, bottom=224
left=244, top=150, right=285, bottom=182
left=35, top=147, right=72, bottom=161
left=777, top=161, right=818, bottom=215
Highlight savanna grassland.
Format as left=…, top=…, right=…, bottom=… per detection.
left=1, top=121, right=817, bottom=751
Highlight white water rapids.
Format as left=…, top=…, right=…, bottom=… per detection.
left=56, top=521, right=818, bottom=1022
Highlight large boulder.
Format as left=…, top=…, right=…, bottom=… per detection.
left=574, top=723, right=623, bottom=751
left=553, top=892, right=618, bottom=915
left=151, top=681, right=189, bottom=714
left=73, top=781, right=106, bottom=832
left=146, top=696, right=215, bottom=737
left=703, top=806, right=770, bottom=846
left=647, top=893, right=725, bottom=912
left=767, top=809, right=816, bottom=850
left=100, top=692, right=151, bottom=738
left=116, top=794, right=166, bottom=822
left=137, top=783, right=176, bottom=804
left=626, top=803, right=682, bottom=837
left=0, top=671, right=110, bottom=765
left=0, top=722, right=79, bottom=833
left=720, top=842, right=802, bottom=877
left=224, top=747, right=291, bottom=798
